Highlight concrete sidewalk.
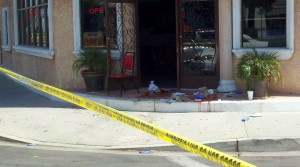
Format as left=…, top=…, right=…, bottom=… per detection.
left=0, top=108, right=300, bottom=152
left=1, top=71, right=300, bottom=152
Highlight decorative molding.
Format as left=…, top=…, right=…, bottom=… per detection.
left=232, top=48, right=294, bottom=60
left=13, top=45, right=54, bottom=59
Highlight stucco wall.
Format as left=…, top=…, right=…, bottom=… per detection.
left=52, top=0, right=84, bottom=89
left=0, top=0, right=84, bottom=90
left=277, top=0, right=300, bottom=94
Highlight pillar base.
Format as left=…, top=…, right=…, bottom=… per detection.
left=217, top=80, right=237, bottom=92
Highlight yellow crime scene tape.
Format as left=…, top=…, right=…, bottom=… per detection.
left=0, top=66, right=256, bottom=167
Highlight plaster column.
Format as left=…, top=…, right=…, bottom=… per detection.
left=217, top=0, right=237, bottom=92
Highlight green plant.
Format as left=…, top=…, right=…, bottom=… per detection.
left=72, top=47, right=107, bottom=74
left=237, top=48, right=281, bottom=90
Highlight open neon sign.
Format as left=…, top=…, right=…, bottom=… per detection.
left=89, top=6, right=104, bottom=15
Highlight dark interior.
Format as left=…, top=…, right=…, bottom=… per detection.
left=139, top=0, right=177, bottom=88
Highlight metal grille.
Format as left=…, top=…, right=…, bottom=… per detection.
left=108, top=2, right=136, bottom=58
left=107, top=2, right=137, bottom=75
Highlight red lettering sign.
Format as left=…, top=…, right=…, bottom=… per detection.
left=89, top=7, right=104, bottom=15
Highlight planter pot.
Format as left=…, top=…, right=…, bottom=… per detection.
left=81, top=70, right=105, bottom=92
left=254, top=77, right=268, bottom=98
left=247, top=90, right=254, bottom=100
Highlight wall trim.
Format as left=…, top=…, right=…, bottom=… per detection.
left=73, top=0, right=81, bottom=55
left=2, top=7, right=12, bottom=51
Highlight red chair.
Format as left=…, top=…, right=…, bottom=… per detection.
left=107, top=52, right=140, bottom=97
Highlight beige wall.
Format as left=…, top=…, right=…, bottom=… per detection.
left=52, top=0, right=84, bottom=89
left=0, top=0, right=84, bottom=90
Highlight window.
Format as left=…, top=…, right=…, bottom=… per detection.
left=232, top=0, right=294, bottom=59
left=242, top=0, right=286, bottom=48
left=13, top=0, right=54, bottom=59
left=17, top=0, right=48, bottom=47
left=74, top=0, right=136, bottom=58
left=79, top=0, right=120, bottom=49
left=2, top=7, right=11, bottom=51
left=80, top=0, right=106, bottom=48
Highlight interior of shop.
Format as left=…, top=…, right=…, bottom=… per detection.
left=139, top=0, right=177, bottom=88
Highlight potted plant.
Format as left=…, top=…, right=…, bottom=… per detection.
left=237, top=57, right=254, bottom=100
left=72, top=47, right=107, bottom=92
left=237, top=48, right=281, bottom=99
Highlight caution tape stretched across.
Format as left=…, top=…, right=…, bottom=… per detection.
left=0, top=66, right=256, bottom=167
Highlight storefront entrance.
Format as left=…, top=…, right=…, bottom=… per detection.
left=178, top=0, right=219, bottom=88
left=139, top=0, right=177, bottom=88
left=79, top=0, right=219, bottom=90
left=139, top=0, right=219, bottom=89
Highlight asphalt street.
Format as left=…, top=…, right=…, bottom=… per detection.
left=0, top=142, right=300, bottom=167
left=0, top=73, right=78, bottom=108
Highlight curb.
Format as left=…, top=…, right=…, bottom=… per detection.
left=1, top=133, right=299, bottom=152
left=3, top=66, right=300, bottom=113
left=117, top=138, right=300, bottom=152
left=0, top=136, right=26, bottom=144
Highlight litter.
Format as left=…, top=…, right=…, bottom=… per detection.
left=194, top=93, right=205, bottom=99
left=194, top=99, right=202, bottom=102
left=223, top=92, right=237, bottom=98
left=198, top=87, right=209, bottom=97
left=232, top=89, right=242, bottom=94
left=208, top=89, right=214, bottom=95
left=248, top=113, right=263, bottom=117
left=27, top=143, right=36, bottom=147
left=171, top=92, right=190, bottom=102
left=193, top=91, right=206, bottom=100
left=242, top=117, right=249, bottom=122
left=172, top=92, right=186, bottom=96
left=139, top=150, right=154, bottom=154
left=148, top=80, right=160, bottom=93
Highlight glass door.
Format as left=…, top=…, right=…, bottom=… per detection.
left=177, top=0, right=219, bottom=88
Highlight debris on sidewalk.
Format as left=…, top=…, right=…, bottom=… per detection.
left=248, top=112, right=263, bottom=117
left=139, top=150, right=154, bottom=154
left=193, top=92, right=205, bottom=102
left=148, top=81, right=160, bottom=93
left=171, top=92, right=190, bottom=102
left=232, top=89, right=242, bottom=94
left=198, top=87, right=210, bottom=97
left=27, top=143, right=37, bottom=147
left=223, top=92, right=238, bottom=98
left=224, top=89, right=242, bottom=98
left=242, top=117, right=249, bottom=122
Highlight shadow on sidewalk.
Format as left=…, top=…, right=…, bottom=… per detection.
left=0, top=74, right=79, bottom=108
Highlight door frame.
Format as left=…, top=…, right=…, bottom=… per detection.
left=176, top=0, right=220, bottom=89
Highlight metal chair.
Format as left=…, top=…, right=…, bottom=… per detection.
left=107, top=52, right=139, bottom=97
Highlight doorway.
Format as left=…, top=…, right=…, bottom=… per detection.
left=139, top=0, right=177, bottom=88
left=178, top=0, right=219, bottom=88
